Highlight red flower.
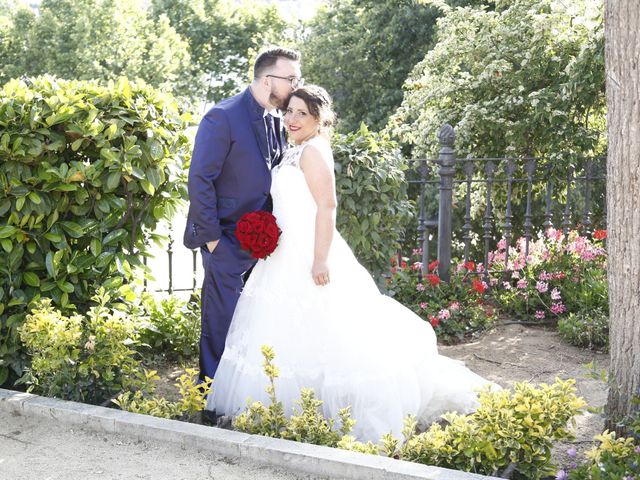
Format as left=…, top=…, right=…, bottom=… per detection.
left=234, top=211, right=281, bottom=259
left=463, top=261, right=476, bottom=271
left=472, top=278, right=486, bottom=294
left=593, top=229, right=607, bottom=240
left=426, top=273, right=440, bottom=286
left=400, top=261, right=408, bottom=269
left=429, top=315, right=440, bottom=328
left=428, top=260, right=439, bottom=272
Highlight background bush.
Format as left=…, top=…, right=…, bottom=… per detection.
left=0, top=76, right=190, bottom=385
left=333, top=125, right=414, bottom=278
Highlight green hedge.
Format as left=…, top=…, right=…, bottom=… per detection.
left=0, top=76, right=191, bottom=385
left=333, top=125, right=414, bottom=277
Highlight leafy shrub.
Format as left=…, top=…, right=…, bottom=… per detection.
left=113, top=368, right=211, bottom=421
left=0, top=76, right=191, bottom=385
left=558, top=308, right=608, bottom=351
left=333, top=125, right=414, bottom=278
left=489, top=229, right=608, bottom=323
left=232, top=345, right=355, bottom=446
left=399, top=379, right=586, bottom=479
left=562, top=430, right=640, bottom=479
left=17, top=289, right=149, bottom=404
left=385, top=254, right=496, bottom=343
left=137, top=292, right=201, bottom=360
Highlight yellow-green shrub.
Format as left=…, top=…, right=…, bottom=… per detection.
left=400, top=379, right=587, bottom=479
left=113, top=368, right=211, bottom=421
left=18, top=289, right=148, bottom=404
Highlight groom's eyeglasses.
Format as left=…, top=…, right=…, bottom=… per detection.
left=266, top=74, right=304, bottom=89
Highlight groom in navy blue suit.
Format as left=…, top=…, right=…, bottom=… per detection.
left=184, top=47, right=302, bottom=382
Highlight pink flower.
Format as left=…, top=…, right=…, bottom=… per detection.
left=416, top=283, right=426, bottom=292
left=420, top=302, right=428, bottom=310
left=535, top=310, right=545, bottom=320
left=539, top=271, right=552, bottom=281
left=536, top=281, right=549, bottom=293
left=449, top=301, right=460, bottom=311
left=511, top=270, right=521, bottom=279
left=551, top=288, right=562, bottom=301
left=489, top=277, right=498, bottom=286
left=438, top=309, right=451, bottom=320
left=412, top=248, right=423, bottom=257
left=550, top=302, right=567, bottom=315
left=412, top=261, right=423, bottom=271
left=497, top=238, right=507, bottom=250
left=517, top=279, right=527, bottom=289
left=502, top=281, right=512, bottom=290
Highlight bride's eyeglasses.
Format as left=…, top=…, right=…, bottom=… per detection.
left=266, top=74, right=304, bottom=89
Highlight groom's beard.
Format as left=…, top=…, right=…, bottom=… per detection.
left=269, top=92, right=287, bottom=111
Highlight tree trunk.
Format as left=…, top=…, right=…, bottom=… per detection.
left=605, top=0, right=640, bottom=432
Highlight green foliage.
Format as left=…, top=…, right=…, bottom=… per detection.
left=150, top=0, right=290, bottom=103
left=113, top=368, right=211, bottom=421
left=333, top=125, right=414, bottom=278
left=564, top=430, right=640, bottom=479
left=17, top=289, right=149, bottom=404
left=558, top=308, right=608, bottom=351
left=0, top=0, right=192, bottom=98
left=392, top=0, right=605, bottom=162
left=0, top=76, right=190, bottom=384
left=385, top=256, right=496, bottom=343
left=232, top=345, right=356, bottom=446
left=400, top=379, right=586, bottom=479
left=137, top=292, right=201, bottom=360
left=298, top=0, right=442, bottom=132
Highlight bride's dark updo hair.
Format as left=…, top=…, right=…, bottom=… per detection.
left=287, top=85, right=336, bottom=138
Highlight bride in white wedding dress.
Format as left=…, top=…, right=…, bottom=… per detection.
left=208, top=85, right=493, bottom=442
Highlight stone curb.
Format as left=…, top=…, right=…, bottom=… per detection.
left=0, top=388, right=500, bottom=480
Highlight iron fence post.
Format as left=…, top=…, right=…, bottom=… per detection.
left=436, top=124, right=456, bottom=282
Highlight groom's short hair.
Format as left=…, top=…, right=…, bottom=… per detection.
left=254, top=47, right=301, bottom=79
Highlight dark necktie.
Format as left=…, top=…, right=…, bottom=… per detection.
left=264, top=114, right=280, bottom=167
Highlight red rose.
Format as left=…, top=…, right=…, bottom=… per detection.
left=235, top=210, right=281, bottom=259
left=237, top=220, right=252, bottom=235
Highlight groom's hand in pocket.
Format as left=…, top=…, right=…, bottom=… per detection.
left=206, top=240, right=219, bottom=253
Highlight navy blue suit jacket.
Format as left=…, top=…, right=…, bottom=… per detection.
left=184, top=88, right=279, bottom=250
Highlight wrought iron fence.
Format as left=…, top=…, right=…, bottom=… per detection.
left=407, top=124, right=606, bottom=281
left=145, top=124, right=607, bottom=293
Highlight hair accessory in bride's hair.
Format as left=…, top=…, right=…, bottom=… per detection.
left=235, top=210, right=281, bottom=259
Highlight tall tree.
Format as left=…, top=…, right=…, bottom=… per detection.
left=298, top=0, right=441, bottom=133
left=0, top=0, right=192, bottom=98
left=299, top=0, right=492, bottom=133
left=604, top=0, right=640, bottom=431
left=391, top=0, right=605, bottom=160
left=150, top=0, right=289, bottom=104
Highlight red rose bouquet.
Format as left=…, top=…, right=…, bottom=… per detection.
left=234, top=210, right=281, bottom=259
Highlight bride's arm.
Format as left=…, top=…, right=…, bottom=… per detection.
left=300, top=144, right=337, bottom=286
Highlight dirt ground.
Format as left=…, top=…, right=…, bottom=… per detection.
left=154, top=322, right=609, bottom=472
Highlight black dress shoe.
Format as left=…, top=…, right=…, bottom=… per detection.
left=200, top=409, right=217, bottom=426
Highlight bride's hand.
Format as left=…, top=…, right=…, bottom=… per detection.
left=312, top=260, right=330, bottom=286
